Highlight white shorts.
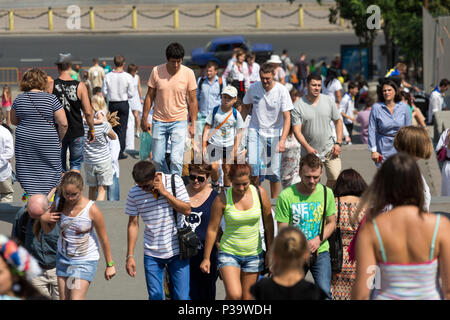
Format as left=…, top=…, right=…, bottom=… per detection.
left=84, top=160, right=113, bottom=187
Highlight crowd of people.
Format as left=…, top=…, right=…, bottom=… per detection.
left=0, top=41, right=449, bottom=301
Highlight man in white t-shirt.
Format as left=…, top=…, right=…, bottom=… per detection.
left=242, top=63, right=293, bottom=199
left=427, top=78, right=449, bottom=124
left=339, top=81, right=358, bottom=140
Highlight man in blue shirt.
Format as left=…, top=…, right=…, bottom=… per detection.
left=196, top=61, right=223, bottom=139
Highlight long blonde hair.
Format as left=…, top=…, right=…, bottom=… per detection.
left=91, top=95, right=107, bottom=113
left=2, top=85, right=11, bottom=100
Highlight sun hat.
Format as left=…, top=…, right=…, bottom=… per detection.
left=267, top=54, right=282, bottom=64
left=221, top=85, right=238, bottom=98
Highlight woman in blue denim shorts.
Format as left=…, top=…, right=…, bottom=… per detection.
left=200, top=163, right=274, bottom=300
left=41, top=171, right=116, bottom=300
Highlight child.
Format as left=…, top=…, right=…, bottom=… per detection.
left=41, top=171, right=116, bottom=300
left=0, top=118, right=14, bottom=203
left=202, top=85, right=245, bottom=191
left=1, top=85, right=12, bottom=127
left=83, top=110, right=117, bottom=201
left=106, top=112, right=121, bottom=201
left=250, top=226, right=327, bottom=300
left=91, top=94, right=107, bottom=124
left=340, top=81, right=359, bottom=140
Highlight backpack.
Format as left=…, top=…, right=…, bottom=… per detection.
left=211, top=105, right=237, bottom=126
left=198, top=76, right=223, bottom=97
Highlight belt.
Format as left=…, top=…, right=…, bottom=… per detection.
left=39, top=264, right=55, bottom=270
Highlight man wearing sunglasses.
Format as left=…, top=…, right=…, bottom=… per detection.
left=125, top=160, right=191, bottom=300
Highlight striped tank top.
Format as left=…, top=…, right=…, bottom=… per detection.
left=220, top=185, right=263, bottom=256
left=371, top=214, right=442, bottom=300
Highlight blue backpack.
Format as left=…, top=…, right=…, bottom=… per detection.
left=211, top=106, right=238, bottom=127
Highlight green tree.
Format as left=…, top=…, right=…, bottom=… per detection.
left=288, top=0, right=449, bottom=80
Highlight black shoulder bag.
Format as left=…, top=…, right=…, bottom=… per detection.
left=307, top=184, right=328, bottom=267
left=171, top=174, right=200, bottom=260
left=328, top=197, right=343, bottom=274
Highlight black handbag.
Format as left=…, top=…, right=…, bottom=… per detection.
left=171, top=174, right=200, bottom=260
left=328, top=197, right=343, bottom=274
left=307, top=184, right=327, bottom=268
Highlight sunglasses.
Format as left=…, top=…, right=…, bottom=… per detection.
left=189, top=175, right=206, bottom=183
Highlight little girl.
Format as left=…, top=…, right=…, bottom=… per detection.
left=1, top=85, right=12, bottom=127
left=91, top=94, right=107, bottom=124
left=250, top=227, right=326, bottom=300
left=41, top=171, right=116, bottom=300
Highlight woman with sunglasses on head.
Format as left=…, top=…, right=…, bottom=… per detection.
left=200, top=163, right=274, bottom=300
left=184, top=163, right=219, bottom=300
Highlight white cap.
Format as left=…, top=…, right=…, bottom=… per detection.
left=221, top=85, right=238, bottom=98
left=267, top=54, right=282, bottom=64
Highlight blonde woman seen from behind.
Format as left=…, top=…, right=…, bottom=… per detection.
left=250, top=227, right=326, bottom=300
left=351, top=153, right=450, bottom=300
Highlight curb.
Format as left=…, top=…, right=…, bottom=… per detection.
left=0, top=27, right=351, bottom=36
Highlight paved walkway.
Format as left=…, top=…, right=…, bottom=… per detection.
left=0, top=2, right=352, bottom=34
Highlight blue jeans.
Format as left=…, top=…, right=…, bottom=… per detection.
left=61, top=136, right=84, bottom=172
left=247, top=129, right=281, bottom=182
left=106, top=172, right=120, bottom=201
left=304, top=251, right=332, bottom=299
left=144, top=254, right=190, bottom=300
left=151, top=120, right=188, bottom=175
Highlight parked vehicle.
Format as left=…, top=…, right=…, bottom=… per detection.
left=189, top=35, right=273, bottom=68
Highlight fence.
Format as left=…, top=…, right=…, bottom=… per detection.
left=0, top=4, right=343, bottom=31
left=0, top=67, right=19, bottom=85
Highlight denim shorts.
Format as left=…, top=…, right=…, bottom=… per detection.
left=217, top=251, right=264, bottom=273
left=56, top=253, right=98, bottom=283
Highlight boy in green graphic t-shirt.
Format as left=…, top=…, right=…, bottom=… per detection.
left=275, top=153, right=337, bottom=299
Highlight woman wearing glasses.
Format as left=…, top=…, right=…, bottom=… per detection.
left=184, top=163, right=219, bottom=300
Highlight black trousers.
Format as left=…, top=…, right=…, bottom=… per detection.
left=108, top=100, right=129, bottom=155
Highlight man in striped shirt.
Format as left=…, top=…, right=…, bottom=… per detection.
left=125, top=160, right=191, bottom=300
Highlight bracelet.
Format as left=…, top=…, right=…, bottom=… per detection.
left=126, top=255, right=134, bottom=260
left=107, top=261, right=114, bottom=267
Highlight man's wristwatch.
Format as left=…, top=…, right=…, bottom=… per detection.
left=334, top=142, right=342, bottom=147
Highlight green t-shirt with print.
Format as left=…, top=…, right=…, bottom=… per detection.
left=275, top=183, right=337, bottom=254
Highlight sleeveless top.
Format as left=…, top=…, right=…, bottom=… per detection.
left=220, top=185, right=263, bottom=256
left=53, top=79, right=84, bottom=139
left=371, top=214, right=442, bottom=300
left=184, top=190, right=219, bottom=243
left=57, top=200, right=100, bottom=261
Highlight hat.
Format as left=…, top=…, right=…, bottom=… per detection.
left=55, top=53, right=73, bottom=64
left=267, top=54, right=282, bottom=64
left=221, top=85, right=238, bottom=98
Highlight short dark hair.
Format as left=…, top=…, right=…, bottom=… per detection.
left=439, top=78, right=450, bottom=87
left=348, top=81, right=358, bottom=90
left=132, top=161, right=156, bottom=184
left=333, top=169, right=368, bottom=197
left=56, top=62, right=72, bottom=72
left=205, top=60, right=218, bottom=71
left=166, top=42, right=185, bottom=60
left=299, top=153, right=323, bottom=171
left=306, top=73, right=322, bottom=84
left=93, top=58, right=98, bottom=64
left=127, top=63, right=138, bottom=74
left=189, top=163, right=212, bottom=177
left=92, top=86, right=102, bottom=95
left=114, top=55, right=125, bottom=68
left=260, top=62, right=275, bottom=75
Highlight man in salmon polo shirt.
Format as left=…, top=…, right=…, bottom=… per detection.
left=141, top=42, right=198, bottom=175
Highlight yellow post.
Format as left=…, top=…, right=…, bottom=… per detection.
left=9, top=10, right=13, bottom=31
left=298, top=5, right=304, bottom=28
left=174, top=8, right=179, bottom=29
left=132, top=6, right=137, bottom=29
left=215, top=5, right=220, bottom=29
left=340, top=17, right=345, bottom=27
left=90, top=7, right=95, bottom=30
left=48, top=7, right=54, bottom=31
left=256, top=5, right=261, bottom=29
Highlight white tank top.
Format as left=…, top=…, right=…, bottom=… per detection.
left=57, top=200, right=100, bottom=261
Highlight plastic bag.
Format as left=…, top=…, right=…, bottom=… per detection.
left=139, top=131, right=153, bottom=160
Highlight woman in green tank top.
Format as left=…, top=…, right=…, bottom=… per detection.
left=200, top=163, right=274, bottom=300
